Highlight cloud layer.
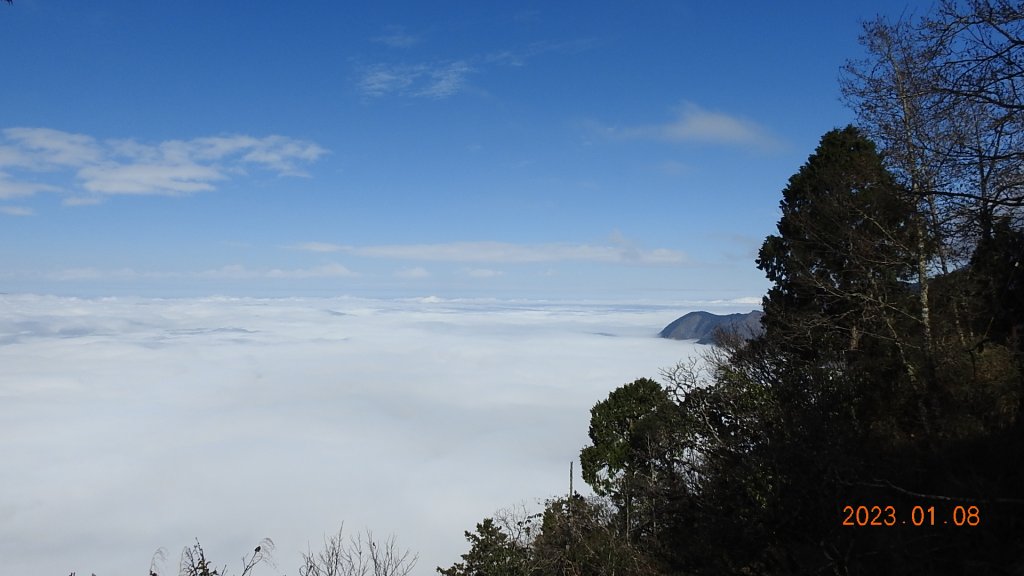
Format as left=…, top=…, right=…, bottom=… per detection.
left=0, top=128, right=326, bottom=205
left=0, top=294, right=708, bottom=576
left=292, top=241, right=688, bottom=266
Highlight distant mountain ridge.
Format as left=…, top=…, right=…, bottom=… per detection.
left=659, top=310, right=764, bottom=345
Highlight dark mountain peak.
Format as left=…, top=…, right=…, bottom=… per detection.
left=659, top=310, right=764, bottom=345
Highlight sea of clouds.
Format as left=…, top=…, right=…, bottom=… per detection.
left=0, top=294, right=739, bottom=575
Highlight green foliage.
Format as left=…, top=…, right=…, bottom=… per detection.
left=532, top=495, right=657, bottom=576
left=579, top=376, right=695, bottom=555
left=967, top=218, right=1024, bottom=353
left=757, top=126, right=921, bottom=364
left=579, top=378, right=678, bottom=498
left=437, top=518, right=531, bottom=576
left=440, top=496, right=659, bottom=576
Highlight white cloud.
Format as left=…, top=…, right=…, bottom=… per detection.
left=484, top=50, right=527, bottom=67
left=266, top=263, right=358, bottom=279
left=78, top=162, right=224, bottom=195
left=3, top=127, right=103, bottom=167
left=358, top=61, right=473, bottom=99
left=359, top=64, right=420, bottom=97
left=293, top=241, right=688, bottom=266
left=357, top=35, right=593, bottom=101
left=394, top=266, right=430, bottom=279
left=464, top=267, right=504, bottom=278
left=706, top=296, right=763, bottom=306
left=603, top=102, right=779, bottom=150
left=61, top=196, right=104, bottom=206
left=0, top=171, right=61, bottom=199
left=0, top=144, right=33, bottom=167
left=236, top=135, right=327, bottom=175
left=372, top=25, right=419, bottom=48
left=33, top=263, right=359, bottom=283
left=197, top=264, right=255, bottom=280
left=46, top=267, right=140, bottom=281
left=188, top=135, right=265, bottom=160
left=0, top=295, right=701, bottom=575
left=293, top=241, right=345, bottom=253
left=0, top=128, right=327, bottom=201
left=418, top=61, right=472, bottom=99
left=484, top=39, right=597, bottom=68
left=658, top=159, right=690, bottom=175
left=0, top=205, right=33, bottom=216
left=197, top=263, right=358, bottom=280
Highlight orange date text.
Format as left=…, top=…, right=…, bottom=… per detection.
left=841, top=505, right=980, bottom=527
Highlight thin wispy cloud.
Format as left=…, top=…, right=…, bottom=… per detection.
left=78, top=163, right=225, bottom=195
left=66, top=268, right=131, bottom=281
left=295, top=241, right=350, bottom=253
left=657, top=159, right=690, bottom=175
left=266, top=263, right=358, bottom=279
left=197, top=263, right=358, bottom=280
left=708, top=296, right=763, bottom=306
left=484, top=39, right=597, bottom=67
left=0, top=171, right=60, bottom=199
left=0, top=128, right=327, bottom=203
left=357, top=33, right=593, bottom=100
left=292, top=241, right=688, bottom=266
left=421, top=61, right=472, bottom=98
left=61, top=196, right=103, bottom=207
left=394, top=266, right=430, bottom=279
left=358, top=61, right=473, bottom=99
left=359, top=64, right=418, bottom=96
left=0, top=205, right=33, bottom=216
left=3, top=126, right=104, bottom=167
left=40, top=267, right=166, bottom=282
left=23, top=263, right=359, bottom=282
left=372, top=25, right=419, bottom=48
left=464, top=267, right=503, bottom=278
left=599, top=102, right=780, bottom=150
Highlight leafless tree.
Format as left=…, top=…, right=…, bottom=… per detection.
left=841, top=2, right=1024, bottom=353
left=146, top=538, right=274, bottom=576
left=299, top=525, right=417, bottom=576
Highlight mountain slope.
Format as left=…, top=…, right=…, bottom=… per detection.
left=659, top=310, right=764, bottom=345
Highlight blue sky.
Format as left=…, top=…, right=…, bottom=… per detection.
left=0, top=1, right=926, bottom=300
